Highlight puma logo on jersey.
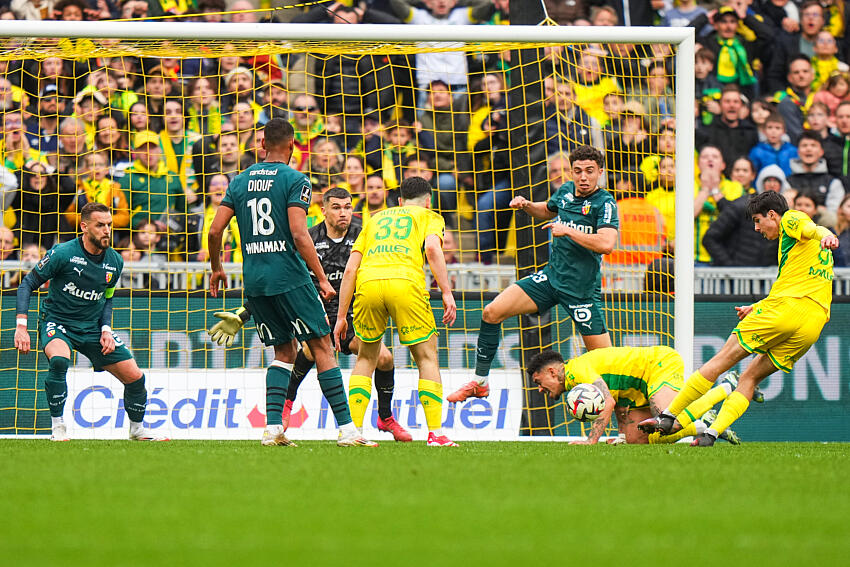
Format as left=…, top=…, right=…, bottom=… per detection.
left=62, top=282, right=103, bottom=301
left=73, top=267, right=83, bottom=276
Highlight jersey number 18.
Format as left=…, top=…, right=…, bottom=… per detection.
left=247, top=197, right=275, bottom=236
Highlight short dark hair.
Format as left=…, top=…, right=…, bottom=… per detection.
left=263, top=118, right=294, bottom=147
left=80, top=202, right=110, bottom=222
left=797, top=129, right=823, bottom=146
left=720, top=83, right=741, bottom=96
left=746, top=191, right=788, bottom=219
left=764, top=112, right=785, bottom=127
left=569, top=145, right=604, bottom=168
left=323, top=186, right=351, bottom=204
left=399, top=176, right=432, bottom=200
left=526, top=350, right=565, bottom=379
left=788, top=53, right=812, bottom=70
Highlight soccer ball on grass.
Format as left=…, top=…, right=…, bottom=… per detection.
left=566, top=383, right=606, bottom=421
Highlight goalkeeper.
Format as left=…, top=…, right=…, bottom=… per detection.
left=208, top=187, right=412, bottom=442
left=526, top=346, right=761, bottom=445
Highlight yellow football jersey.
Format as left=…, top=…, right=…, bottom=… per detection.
left=352, top=205, right=445, bottom=289
left=769, top=210, right=834, bottom=316
left=563, top=346, right=681, bottom=408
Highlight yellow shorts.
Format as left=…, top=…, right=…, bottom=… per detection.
left=353, top=279, right=437, bottom=345
left=616, top=346, right=683, bottom=409
left=733, top=296, right=828, bottom=373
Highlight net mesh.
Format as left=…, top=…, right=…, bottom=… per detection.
left=0, top=23, right=678, bottom=437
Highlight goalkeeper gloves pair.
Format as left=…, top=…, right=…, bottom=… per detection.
left=208, top=307, right=248, bottom=347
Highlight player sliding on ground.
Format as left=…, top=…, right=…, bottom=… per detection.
left=208, top=118, right=376, bottom=448
left=640, top=191, right=838, bottom=446
left=527, top=346, right=754, bottom=444
left=448, top=145, right=618, bottom=403
left=334, top=176, right=459, bottom=446
left=207, top=187, right=412, bottom=442
left=14, top=202, right=166, bottom=442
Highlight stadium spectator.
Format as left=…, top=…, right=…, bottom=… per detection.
left=605, top=108, right=651, bottom=189
left=230, top=101, right=258, bottom=151
left=0, top=225, right=16, bottom=261
left=7, top=243, right=47, bottom=289
left=54, top=0, right=87, bottom=20
left=308, top=137, right=344, bottom=192
left=541, top=0, right=587, bottom=25
left=103, top=57, right=139, bottom=113
left=545, top=79, right=603, bottom=158
left=94, top=112, right=131, bottom=176
left=159, top=98, right=200, bottom=200
left=207, top=130, right=249, bottom=180
left=13, top=161, right=72, bottom=248
left=810, top=31, right=848, bottom=92
left=289, top=93, right=325, bottom=170
left=0, top=77, right=19, bottom=114
left=693, top=144, right=745, bottom=264
left=661, top=0, right=706, bottom=28
left=137, top=65, right=171, bottom=133
left=749, top=96, right=778, bottom=143
left=3, top=110, right=49, bottom=173
left=55, top=117, right=88, bottom=198
left=730, top=156, right=758, bottom=194
left=64, top=151, right=130, bottom=231
left=24, top=84, right=63, bottom=161
left=339, top=154, right=367, bottom=205
left=748, top=113, right=798, bottom=176
left=696, top=85, right=759, bottom=174
left=755, top=164, right=791, bottom=196
left=812, top=71, right=850, bottom=116
left=547, top=151, right=571, bottom=193
left=195, top=173, right=240, bottom=263
left=758, top=0, right=800, bottom=33
left=775, top=55, right=815, bottom=142
left=786, top=130, right=845, bottom=214
left=11, top=0, right=56, bottom=20
left=127, top=101, right=152, bottom=139
left=380, top=119, right=434, bottom=192
left=120, top=129, right=185, bottom=231
left=195, top=0, right=225, bottom=22
left=639, top=126, right=675, bottom=187
left=825, top=101, right=850, bottom=185
left=628, top=61, right=675, bottom=133
left=71, top=86, right=106, bottom=150
left=185, top=76, right=222, bottom=137
left=570, top=50, right=620, bottom=126
left=833, top=193, right=850, bottom=266
left=354, top=172, right=393, bottom=223
left=765, top=1, right=828, bottom=94
left=221, top=66, right=261, bottom=120
left=695, top=49, right=722, bottom=122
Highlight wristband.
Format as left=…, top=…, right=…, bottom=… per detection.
left=101, top=325, right=112, bottom=334
left=16, top=317, right=27, bottom=327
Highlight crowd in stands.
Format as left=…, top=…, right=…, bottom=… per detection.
left=1, top=0, right=850, bottom=286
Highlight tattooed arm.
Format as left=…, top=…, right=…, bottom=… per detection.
left=570, top=379, right=617, bottom=445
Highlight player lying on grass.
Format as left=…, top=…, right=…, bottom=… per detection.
left=448, top=145, right=618, bottom=403
left=208, top=187, right=412, bottom=442
left=208, top=118, right=375, bottom=448
left=15, top=202, right=166, bottom=442
left=334, top=176, right=459, bottom=446
left=527, top=346, right=762, bottom=444
left=640, top=191, right=838, bottom=446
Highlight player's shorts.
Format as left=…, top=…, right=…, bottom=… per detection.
left=247, top=283, right=330, bottom=347
left=515, top=270, right=607, bottom=336
left=38, top=319, right=133, bottom=371
left=353, top=279, right=436, bottom=345
left=732, top=296, right=828, bottom=373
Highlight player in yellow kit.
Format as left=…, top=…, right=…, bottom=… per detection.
left=640, top=191, right=839, bottom=446
left=528, top=346, right=747, bottom=444
left=333, top=176, right=459, bottom=446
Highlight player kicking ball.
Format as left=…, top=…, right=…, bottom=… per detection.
left=527, top=346, right=753, bottom=444
left=208, top=118, right=376, bottom=448
left=640, top=191, right=838, bottom=446
left=14, top=202, right=166, bottom=442
left=333, top=176, right=459, bottom=446
left=208, top=187, right=412, bottom=442
left=448, top=145, right=618, bottom=403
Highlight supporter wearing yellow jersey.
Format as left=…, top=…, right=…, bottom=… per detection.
left=334, top=177, right=459, bottom=446
left=641, top=192, right=839, bottom=446
left=528, top=347, right=743, bottom=445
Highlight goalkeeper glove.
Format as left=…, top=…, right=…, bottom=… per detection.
left=209, top=310, right=245, bottom=347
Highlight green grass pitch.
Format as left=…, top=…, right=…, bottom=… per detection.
left=2, top=441, right=849, bottom=566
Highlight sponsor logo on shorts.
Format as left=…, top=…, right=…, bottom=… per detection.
left=809, top=266, right=833, bottom=281
left=750, top=333, right=766, bottom=346
left=399, top=324, right=425, bottom=335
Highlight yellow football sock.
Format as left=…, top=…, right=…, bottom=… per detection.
left=709, top=392, right=750, bottom=435
left=347, top=375, right=372, bottom=428
left=650, top=423, right=698, bottom=444
left=678, top=386, right=729, bottom=427
left=668, top=371, right=715, bottom=417
left=418, top=379, right=443, bottom=431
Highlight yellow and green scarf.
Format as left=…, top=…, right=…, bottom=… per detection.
left=716, top=38, right=756, bottom=86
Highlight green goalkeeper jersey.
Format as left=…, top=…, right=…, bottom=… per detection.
left=222, top=161, right=314, bottom=296
left=32, top=238, right=123, bottom=332
left=544, top=181, right=619, bottom=298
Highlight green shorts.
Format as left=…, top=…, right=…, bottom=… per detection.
left=39, top=319, right=134, bottom=371
left=247, top=283, right=330, bottom=346
left=515, top=270, right=607, bottom=336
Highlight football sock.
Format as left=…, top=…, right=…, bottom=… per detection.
left=318, top=367, right=352, bottom=426
left=347, top=374, right=372, bottom=428
left=45, top=355, right=70, bottom=418
left=667, top=371, right=714, bottom=417
left=418, top=379, right=443, bottom=431
left=123, top=374, right=148, bottom=423
left=51, top=416, right=64, bottom=428
left=374, top=367, right=395, bottom=420
left=286, top=349, right=314, bottom=402
left=678, top=386, right=728, bottom=427
left=707, top=392, right=749, bottom=435
left=265, top=362, right=292, bottom=426
left=474, top=321, right=501, bottom=382
left=651, top=422, right=699, bottom=444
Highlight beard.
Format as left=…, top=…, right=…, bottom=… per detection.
left=87, top=231, right=109, bottom=252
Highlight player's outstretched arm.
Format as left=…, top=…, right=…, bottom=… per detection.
left=208, top=204, right=235, bottom=298
left=424, top=234, right=456, bottom=326
left=510, top=196, right=558, bottom=221
left=543, top=224, right=617, bottom=255
left=571, top=379, right=616, bottom=445
left=289, top=206, right=335, bottom=301
left=334, top=251, right=362, bottom=351
left=14, top=271, right=46, bottom=354
left=209, top=305, right=252, bottom=347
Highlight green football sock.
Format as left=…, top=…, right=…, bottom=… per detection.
left=374, top=367, right=395, bottom=420
left=124, top=374, right=147, bottom=423
left=45, top=356, right=70, bottom=418
left=265, top=362, right=292, bottom=426
left=318, top=367, right=352, bottom=426
left=475, top=321, right=501, bottom=379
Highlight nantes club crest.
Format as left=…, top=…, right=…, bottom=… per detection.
left=105, top=272, right=113, bottom=284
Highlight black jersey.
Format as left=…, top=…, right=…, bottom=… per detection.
left=309, top=218, right=362, bottom=325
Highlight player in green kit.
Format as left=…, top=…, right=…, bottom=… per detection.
left=448, top=145, right=619, bottom=402
left=208, top=118, right=376, bottom=447
left=14, top=202, right=166, bottom=442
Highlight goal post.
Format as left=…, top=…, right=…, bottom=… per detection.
left=0, top=20, right=694, bottom=439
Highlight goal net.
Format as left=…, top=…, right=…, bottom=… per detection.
left=0, top=18, right=694, bottom=439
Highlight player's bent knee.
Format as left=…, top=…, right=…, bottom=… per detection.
left=377, top=350, right=394, bottom=371
left=48, top=355, right=69, bottom=375
left=482, top=303, right=505, bottom=324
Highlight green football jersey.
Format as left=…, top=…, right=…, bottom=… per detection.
left=32, top=238, right=123, bottom=332
left=544, top=182, right=619, bottom=297
left=222, top=162, right=314, bottom=296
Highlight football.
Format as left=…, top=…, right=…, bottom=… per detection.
left=566, top=383, right=606, bottom=421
